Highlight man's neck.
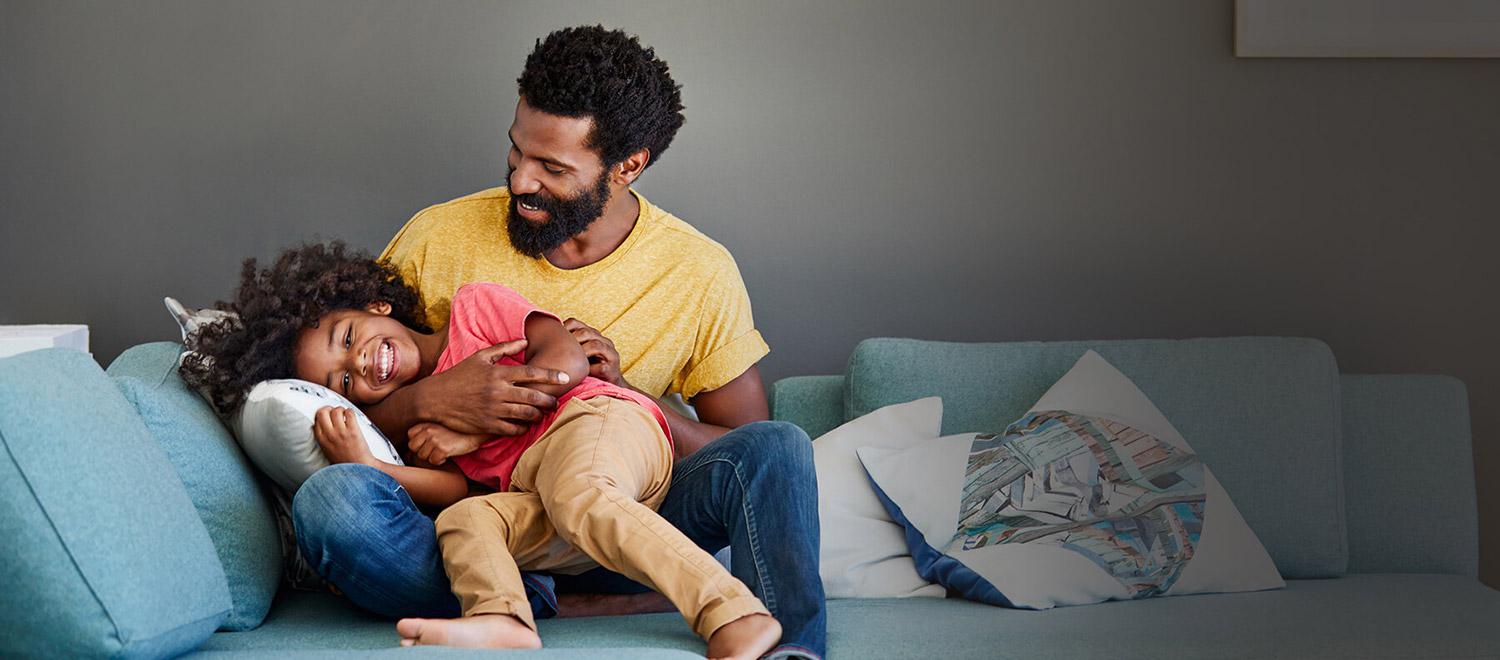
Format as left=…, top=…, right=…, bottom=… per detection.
left=544, top=188, right=640, bottom=270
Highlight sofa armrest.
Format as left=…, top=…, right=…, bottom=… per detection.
left=769, top=375, right=845, bottom=439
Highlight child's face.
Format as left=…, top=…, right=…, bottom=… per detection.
left=293, top=303, right=422, bottom=405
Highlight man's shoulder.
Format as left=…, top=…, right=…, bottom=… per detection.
left=638, top=196, right=739, bottom=273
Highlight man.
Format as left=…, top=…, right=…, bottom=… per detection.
left=290, top=25, right=825, bottom=660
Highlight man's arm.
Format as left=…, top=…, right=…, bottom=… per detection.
left=362, top=339, right=570, bottom=440
left=660, top=366, right=769, bottom=457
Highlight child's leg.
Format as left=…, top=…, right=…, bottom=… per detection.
left=397, top=491, right=579, bottom=648
left=509, top=396, right=774, bottom=648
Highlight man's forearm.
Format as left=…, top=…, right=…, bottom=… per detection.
left=362, top=382, right=427, bottom=442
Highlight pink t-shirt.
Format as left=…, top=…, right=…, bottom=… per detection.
left=435, top=282, right=672, bottom=491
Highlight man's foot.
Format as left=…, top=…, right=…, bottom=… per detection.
left=395, top=614, right=542, bottom=649
left=706, top=613, right=781, bottom=660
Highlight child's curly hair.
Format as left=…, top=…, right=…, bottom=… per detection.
left=180, top=241, right=429, bottom=413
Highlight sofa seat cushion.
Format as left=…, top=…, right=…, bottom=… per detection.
left=193, top=575, right=1500, bottom=659
left=823, top=574, right=1499, bottom=659
left=845, top=337, right=1346, bottom=579
left=191, top=590, right=703, bottom=659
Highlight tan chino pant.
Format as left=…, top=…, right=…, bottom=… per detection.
left=433, top=396, right=768, bottom=640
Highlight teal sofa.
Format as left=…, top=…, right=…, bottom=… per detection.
left=3, top=336, right=1499, bottom=659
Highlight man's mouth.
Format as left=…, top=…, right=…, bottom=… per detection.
left=516, top=197, right=548, bottom=221
left=376, top=340, right=396, bottom=384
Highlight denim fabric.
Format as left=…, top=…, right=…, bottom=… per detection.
left=291, top=421, right=826, bottom=658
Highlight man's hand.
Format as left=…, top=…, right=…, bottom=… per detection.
left=408, top=422, right=490, bottom=466
left=313, top=407, right=376, bottom=466
left=417, top=339, right=570, bottom=436
left=562, top=318, right=624, bottom=387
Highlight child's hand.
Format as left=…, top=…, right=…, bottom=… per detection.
left=407, top=422, right=490, bottom=466
left=312, top=406, right=375, bottom=466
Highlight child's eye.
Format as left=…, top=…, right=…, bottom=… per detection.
left=344, top=327, right=352, bottom=349
left=342, top=373, right=351, bottom=393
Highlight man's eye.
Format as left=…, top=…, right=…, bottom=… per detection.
left=543, top=165, right=564, bottom=175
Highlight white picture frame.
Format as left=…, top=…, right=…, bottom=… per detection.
left=1236, top=0, right=1500, bottom=58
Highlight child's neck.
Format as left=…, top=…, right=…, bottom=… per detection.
left=410, top=327, right=449, bottom=379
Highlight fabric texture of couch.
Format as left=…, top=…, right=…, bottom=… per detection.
left=1, top=335, right=1497, bottom=659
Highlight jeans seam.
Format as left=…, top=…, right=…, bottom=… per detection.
left=734, top=457, right=777, bottom=614
left=660, top=452, right=776, bottom=613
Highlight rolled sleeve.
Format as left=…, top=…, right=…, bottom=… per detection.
left=681, top=329, right=770, bottom=400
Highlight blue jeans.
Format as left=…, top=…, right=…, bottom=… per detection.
left=293, top=421, right=826, bottom=659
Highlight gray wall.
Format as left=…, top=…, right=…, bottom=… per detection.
left=3, top=1, right=1497, bottom=585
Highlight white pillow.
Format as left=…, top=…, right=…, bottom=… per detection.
left=231, top=379, right=403, bottom=493
left=814, top=397, right=947, bottom=599
left=858, top=350, right=1284, bottom=609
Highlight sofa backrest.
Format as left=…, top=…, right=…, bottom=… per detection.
left=1339, top=375, right=1478, bottom=577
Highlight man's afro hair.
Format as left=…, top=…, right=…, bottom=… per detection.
left=518, top=25, right=685, bottom=171
left=179, top=241, right=428, bottom=414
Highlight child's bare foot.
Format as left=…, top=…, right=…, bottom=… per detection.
left=395, top=614, right=541, bottom=649
left=706, top=613, right=781, bottom=660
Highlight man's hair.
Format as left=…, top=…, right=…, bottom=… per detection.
left=518, top=25, right=685, bottom=171
left=179, top=241, right=428, bottom=413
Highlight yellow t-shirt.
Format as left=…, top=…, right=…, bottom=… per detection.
left=380, top=186, right=769, bottom=400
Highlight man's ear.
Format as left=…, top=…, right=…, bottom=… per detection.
left=614, top=148, right=651, bottom=185
left=366, top=301, right=393, bottom=316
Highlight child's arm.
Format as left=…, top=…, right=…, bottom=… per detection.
left=522, top=313, right=592, bottom=399
left=313, top=407, right=470, bottom=509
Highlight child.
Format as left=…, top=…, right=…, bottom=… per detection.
left=182, top=242, right=780, bottom=658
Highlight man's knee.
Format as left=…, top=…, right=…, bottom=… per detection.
left=729, top=421, right=814, bottom=476
left=292, top=463, right=399, bottom=556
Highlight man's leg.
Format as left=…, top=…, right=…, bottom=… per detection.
left=555, top=421, right=826, bottom=659
left=291, top=463, right=558, bottom=620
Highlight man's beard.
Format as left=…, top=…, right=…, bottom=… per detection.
left=507, top=170, right=613, bottom=258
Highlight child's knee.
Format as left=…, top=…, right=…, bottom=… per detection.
left=434, top=496, right=491, bottom=536
left=538, top=478, right=618, bottom=535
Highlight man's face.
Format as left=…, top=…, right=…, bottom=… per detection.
left=506, top=97, right=614, bottom=257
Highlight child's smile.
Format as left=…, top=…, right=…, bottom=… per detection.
left=292, top=302, right=443, bottom=405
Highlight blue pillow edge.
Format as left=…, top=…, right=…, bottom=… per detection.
left=862, top=467, right=1016, bottom=608
left=0, top=426, right=128, bottom=657
left=110, top=374, right=276, bottom=632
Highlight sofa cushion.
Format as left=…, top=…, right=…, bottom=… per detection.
left=0, top=348, right=231, bottom=657
left=861, top=351, right=1283, bottom=608
left=844, top=337, right=1346, bottom=578
left=813, top=397, right=947, bottom=599
left=109, top=343, right=281, bottom=631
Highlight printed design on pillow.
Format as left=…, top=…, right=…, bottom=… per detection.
left=959, top=410, right=1205, bottom=598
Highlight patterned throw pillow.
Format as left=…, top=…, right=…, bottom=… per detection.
left=858, top=350, right=1284, bottom=609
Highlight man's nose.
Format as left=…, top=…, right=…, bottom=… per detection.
left=508, top=163, right=542, bottom=195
